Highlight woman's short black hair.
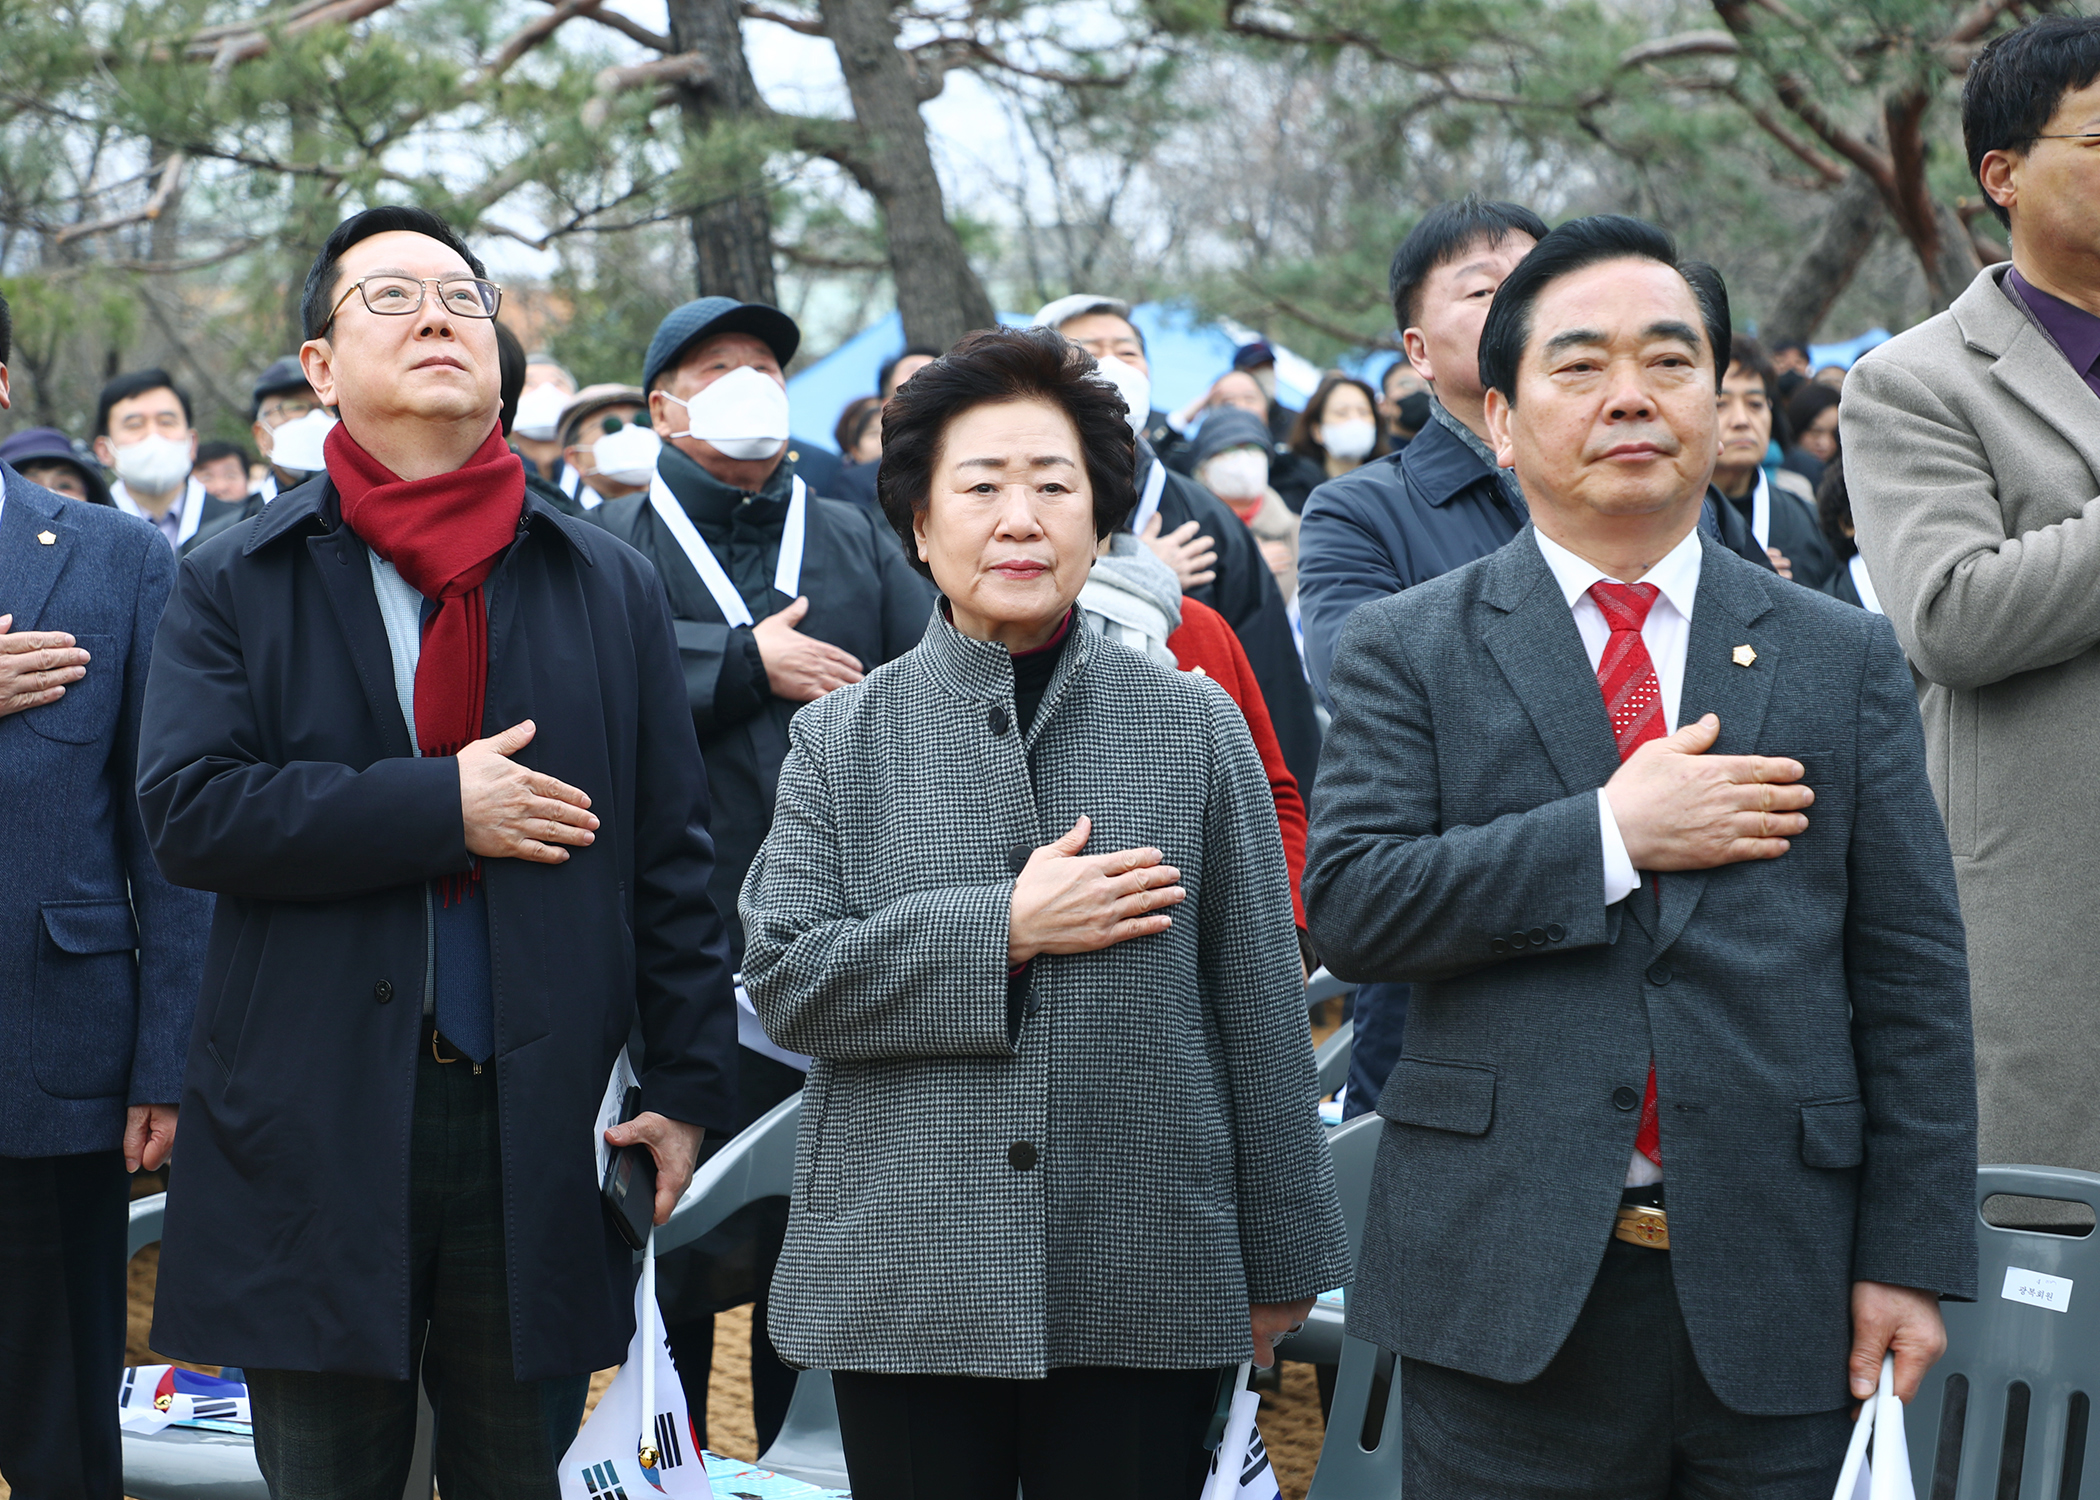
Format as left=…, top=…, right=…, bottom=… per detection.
left=1815, top=460, right=1856, bottom=561
left=1964, top=16, right=2100, bottom=227
left=300, top=205, right=488, bottom=342
left=1289, top=372, right=1389, bottom=463
left=1477, top=215, right=1731, bottom=406
left=878, top=325, right=1138, bottom=580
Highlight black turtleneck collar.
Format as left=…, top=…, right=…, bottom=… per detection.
left=656, top=441, right=794, bottom=545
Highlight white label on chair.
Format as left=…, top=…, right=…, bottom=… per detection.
left=2002, top=1266, right=2074, bottom=1312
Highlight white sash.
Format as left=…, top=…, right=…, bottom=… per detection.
left=645, top=471, right=807, bottom=627
left=113, top=475, right=207, bottom=547
left=1750, top=469, right=1771, bottom=552
left=1849, top=554, right=1883, bottom=615
left=1132, top=455, right=1168, bottom=536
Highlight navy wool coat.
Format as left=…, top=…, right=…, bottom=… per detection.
left=137, top=477, right=739, bottom=1382
left=0, top=465, right=210, bottom=1156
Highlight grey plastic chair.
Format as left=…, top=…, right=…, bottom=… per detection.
left=1903, top=1165, right=2100, bottom=1498
left=659, top=1090, right=849, bottom=1490
left=1305, top=966, right=1356, bottom=1011
left=1300, top=1112, right=1406, bottom=1499
left=1273, top=1113, right=1380, bottom=1373
left=1315, top=1020, right=1355, bottom=1100
left=122, top=1195, right=434, bottom=1500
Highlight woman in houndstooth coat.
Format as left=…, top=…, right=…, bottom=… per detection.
left=739, top=326, right=1350, bottom=1499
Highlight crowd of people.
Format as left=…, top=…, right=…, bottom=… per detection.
left=2, top=13, right=2097, bottom=1500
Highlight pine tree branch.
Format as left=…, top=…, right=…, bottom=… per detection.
left=52, top=151, right=186, bottom=245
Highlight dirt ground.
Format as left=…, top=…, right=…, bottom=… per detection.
left=53, top=999, right=1346, bottom=1500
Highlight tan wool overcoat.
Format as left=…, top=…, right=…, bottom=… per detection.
left=1846, top=262, right=2100, bottom=1179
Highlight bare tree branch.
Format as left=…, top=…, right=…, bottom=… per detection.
left=186, top=0, right=405, bottom=68
left=1729, top=90, right=1849, bottom=184
left=569, top=2, right=673, bottom=52
left=912, top=35, right=1137, bottom=89
left=1232, top=276, right=1403, bottom=352
left=53, top=150, right=186, bottom=244
left=1619, top=31, right=1740, bottom=66
left=580, top=53, right=713, bottom=127
left=478, top=0, right=602, bottom=86
left=741, top=3, right=828, bottom=36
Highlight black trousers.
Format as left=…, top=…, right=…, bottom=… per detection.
left=831, top=1365, right=1223, bottom=1500
left=1402, top=1238, right=1853, bottom=1500
left=246, top=1053, right=588, bottom=1500
left=0, top=1150, right=131, bottom=1500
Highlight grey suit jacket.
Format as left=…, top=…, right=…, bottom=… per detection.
left=741, top=607, right=1352, bottom=1379
left=1844, top=264, right=2100, bottom=1182
left=1303, top=527, right=1976, bottom=1416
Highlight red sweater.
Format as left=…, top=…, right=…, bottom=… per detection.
left=1166, top=597, right=1309, bottom=930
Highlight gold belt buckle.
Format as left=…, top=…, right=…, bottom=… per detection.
left=1614, top=1203, right=1670, bottom=1250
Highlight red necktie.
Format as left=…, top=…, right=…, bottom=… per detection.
left=1590, top=580, right=1665, bottom=1167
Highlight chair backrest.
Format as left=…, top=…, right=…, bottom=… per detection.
left=1306, top=967, right=1355, bottom=1010
left=1305, top=1113, right=1403, bottom=1499
left=1315, top=1021, right=1355, bottom=1101
left=657, top=1089, right=803, bottom=1256
left=1906, top=1165, right=2100, bottom=1499
left=653, top=1089, right=850, bottom=1489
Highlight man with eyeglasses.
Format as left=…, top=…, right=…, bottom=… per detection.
left=138, top=205, right=739, bottom=1496
left=1845, top=15, right=2100, bottom=1219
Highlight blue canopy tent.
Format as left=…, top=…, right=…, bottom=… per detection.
left=784, top=304, right=1326, bottom=451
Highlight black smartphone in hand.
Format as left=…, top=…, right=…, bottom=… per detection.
left=601, top=1086, right=657, bottom=1251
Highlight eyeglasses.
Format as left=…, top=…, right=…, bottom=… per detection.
left=2036, top=132, right=2100, bottom=142
left=327, top=275, right=503, bottom=328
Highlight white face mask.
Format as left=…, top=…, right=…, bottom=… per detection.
left=1201, top=447, right=1269, bottom=501
left=660, top=365, right=791, bottom=462
left=1094, top=355, right=1151, bottom=440
left=113, top=434, right=193, bottom=496
left=266, top=410, right=337, bottom=473
left=512, top=382, right=570, bottom=441
left=1321, top=419, right=1377, bottom=461
left=587, top=422, right=663, bottom=487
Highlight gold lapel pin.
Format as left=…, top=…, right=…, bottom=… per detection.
left=1732, top=644, right=1757, bottom=667
left=36, top=530, right=57, bottom=546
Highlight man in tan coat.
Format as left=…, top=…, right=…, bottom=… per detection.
left=1845, top=16, right=2100, bottom=1204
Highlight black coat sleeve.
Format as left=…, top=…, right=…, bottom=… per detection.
left=624, top=562, right=741, bottom=1133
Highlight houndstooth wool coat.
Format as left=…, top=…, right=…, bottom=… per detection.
left=740, top=606, right=1352, bottom=1378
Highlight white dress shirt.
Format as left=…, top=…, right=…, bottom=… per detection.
left=1533, top=523, right=1705, bottom=1187
left=112, top=475, right=207, bottom=550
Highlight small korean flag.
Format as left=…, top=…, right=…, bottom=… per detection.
left=559, top=1231, right=711, bottom=1499
left=1199, top=1363, right=1282, bottom=1500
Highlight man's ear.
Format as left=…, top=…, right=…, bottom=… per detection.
left=1978, top=148, right=2020, bottom=219
left=648, top=389, right=680, bottom=440
left=1483, top=386, right=1517, bottom=468
left=1401, top=328, right=1435, bottom=384
left=0, top=362, right=11, bottom=410
left=93, top=434, right=115, bottom=467
left=299, top=339, right=338, bottom=410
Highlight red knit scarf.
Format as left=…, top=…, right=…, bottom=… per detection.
left=326, top=421, right=524, bottom=765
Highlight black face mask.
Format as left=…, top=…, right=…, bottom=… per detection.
left=1395, top=391, right=1432, bottom=433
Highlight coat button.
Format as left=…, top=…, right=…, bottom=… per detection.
left=988, top=704, right=1010, bottom=735
left=374, top=978, right=394, bottom=1004
left=1009, top=843, right=1031, bottom=875
left=1509, top=931, right=1529, bottom=949
left=1612, top=1086, right=1639, bottom=1111
left=1008, top=1142, right=1037, bottom=1171
left=1528, top=927, right=1547, bottom=947
left=1491, top=937, right=1509, bottom=955
left=1546, top=923, right=1566, bottom=942
left=1646, top=961, right=1672, bottom=986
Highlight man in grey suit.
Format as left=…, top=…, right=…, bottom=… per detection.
left=1305, top=216, right=1976, bottom=1497
left=1845, top=17, right=2100, bottom=1207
